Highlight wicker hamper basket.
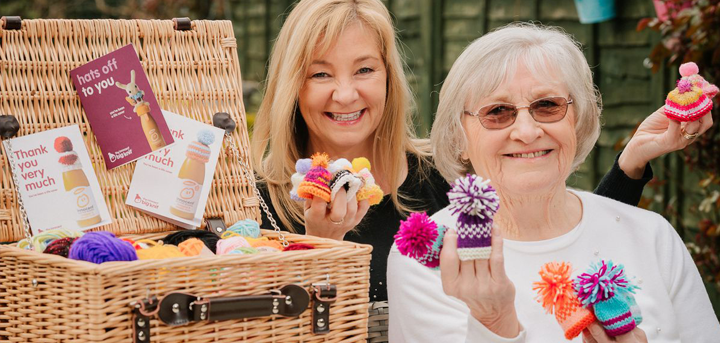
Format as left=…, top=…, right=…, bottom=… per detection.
left=0, top=18, right=370, bottom=342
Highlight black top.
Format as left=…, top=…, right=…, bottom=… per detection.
left=258, top=151, right=653, bottom=302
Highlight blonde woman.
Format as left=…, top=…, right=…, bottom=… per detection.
left=250, top=0, right=711, bottom=304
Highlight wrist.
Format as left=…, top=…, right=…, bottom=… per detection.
left=618, top=145, right=647, bottom=180
left=471, top=308, right=521, bottom=338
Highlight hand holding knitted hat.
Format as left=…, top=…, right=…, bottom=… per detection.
left=394, top=212, right=448, bottom=269
left=297, top=153, right=333, bottom=202
left=447, top=174, right=499, bottom=260
left=574, top=260, right=640, bottom=337
left=664, top=62, right=715, bottom=122
left=533, top=262, right=595, bottom=340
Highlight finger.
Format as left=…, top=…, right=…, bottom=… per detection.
left=329, top=189, right=348, bottom=222
left=666, top=117, right=681, bottom=141
left=582, top=329, right=599, bottom=343
left=684, top=120, right=701, bottom=136
left=440, top=229, right=460, bottom=293
left=345, top=193, right=358, bottom=222
left=306, top=195, right=327, bottom=221
left=489, top=225, right=508, bottom=281
left=354, top=199, right=370, bottom=226
left=586, top=322, right=612, bottom=343
left=634, top=327, right=648, bottom=343
left=699, top=112, right=713, bottom=134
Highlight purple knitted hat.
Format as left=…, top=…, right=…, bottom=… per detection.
left=447, top=174, right=499, bottom=260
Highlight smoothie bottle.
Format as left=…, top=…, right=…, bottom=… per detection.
left=55, top=136, right=102, bottom=227
left=136, top=103, right=166, bottom=151
left=169, top=130, right=215, bottom=219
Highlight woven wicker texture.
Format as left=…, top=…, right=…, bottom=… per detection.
left=366, top=301, right=389, bottom=343
left=0, top=18, right=258, bottom=243
left=0, top=230, right=371, bottom=342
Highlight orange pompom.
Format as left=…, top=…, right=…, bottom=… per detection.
left=311, top=152, right=330, bottom=168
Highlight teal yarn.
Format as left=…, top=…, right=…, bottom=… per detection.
left=419, top=224, right=447, bottom=270
left=594, top=296, right=636, bottom=337
left=618, top=291, right=643, bottom=325
left=226, top=219, right=261, bottom=238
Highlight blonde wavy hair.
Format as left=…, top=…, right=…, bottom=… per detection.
left=431, top=23, right=602, bottom=183
left=251, top=0, right=429, bottom=231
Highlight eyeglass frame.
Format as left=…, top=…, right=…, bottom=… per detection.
left=463, top=96, right=574, bottom=130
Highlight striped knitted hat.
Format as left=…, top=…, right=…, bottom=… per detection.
left=665, top=62, right=715, bottom=122
left=447, top=174, right=499, bottom=261
left=575, top=260, right=638, bottom=337
left=297, top=152, right=333, bottom=202
left=533, top=262, right=595, bottom=340
left=393, top=212, right=447, bottom=270
left=186, top=130, right=215, bottom=163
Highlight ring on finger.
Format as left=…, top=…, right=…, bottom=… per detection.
left=681, top=126, right=700, bottom=140
left=329, top=217, right=344, bottom=225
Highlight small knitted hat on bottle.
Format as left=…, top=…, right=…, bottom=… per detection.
left=186, top=130, right=215, bottom=163
left=664, top=62, right=714, bottom=122
left=297, top=152, right=333, bottom=202
left=393, top=212, right=448, bottom=270
left=575, top=260, right=639, bottom=337
left=290, top=158, right=312, bottom=201
left=533, top=262, right=596, bottom=340
left=447, top=174, right=499, bottom=261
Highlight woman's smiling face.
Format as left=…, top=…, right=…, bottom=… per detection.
left=298, top=21, right=387, bottom=155
left=461, top=62, right=577, bottom=195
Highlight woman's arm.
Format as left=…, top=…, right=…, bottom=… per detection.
left=594, top=108, right=712, bottom=206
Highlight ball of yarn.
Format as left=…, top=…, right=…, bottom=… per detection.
left=679, top=62, right=699, bottom=77
left=197, top=129, right=215, bottom=146
left=69, top=232, right=138, bottom=264
left=163, top=230, right=219, bottom=254
left=283, top=243, right=314, bottom=251
left=226, top=219, right=261, bottom=238
left=178, top=238, right=209, bottom=257
left=251, top=240, right=283, bottom=250
left=229, top=246, right=259, bottom=255
left=352, top=157, right=371, bottom=173
left=137, top=243, right=185, bottom=260
left=217, top=236, right=251, bottom=255
left=296, top=158, right=312, bottom=174
left=43, top=237, right=78, bottom=258
left=18, top=228, right=84, bottom=252
left=54, top=136, right=73, bottom=152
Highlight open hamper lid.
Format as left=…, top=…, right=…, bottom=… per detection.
left=0, top=18, right=259, bottom=243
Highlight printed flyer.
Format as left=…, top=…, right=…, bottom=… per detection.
left=70, top=44, right=174, bottom=169
left=3, top=125, right=112, bottom=235
left=126, top=110, right=224, bottom=229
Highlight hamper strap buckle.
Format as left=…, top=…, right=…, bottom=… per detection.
left=311, top=283, right=338, bottom=334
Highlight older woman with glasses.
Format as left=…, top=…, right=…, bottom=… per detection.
left=387, top=23, right=720, bottom=342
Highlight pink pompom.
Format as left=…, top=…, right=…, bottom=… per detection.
left=679, top=62, right=699, bottom=77
left=677, top=79, right=693, bottom=94
left=394, top=212, right=438, bottom=259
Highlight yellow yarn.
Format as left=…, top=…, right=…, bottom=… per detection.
left=17, top=228, right=84, bottom=252
left=352, top=157, right=371, bottom=173
left=244, top=236, right=269, bottom=245
left=136, top=242, right=185, bottom=260
left=667, top=85, right=703, bottom=106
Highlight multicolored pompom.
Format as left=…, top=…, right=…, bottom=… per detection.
left=574, top=260, right=640, bottom=337
left=447, top=174, right=499, bottom=260
left=394, top=212, right=447, bottom=269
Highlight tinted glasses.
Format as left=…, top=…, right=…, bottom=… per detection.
left=463, top=96, right=573, bottom=130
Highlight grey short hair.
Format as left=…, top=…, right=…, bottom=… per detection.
left=430, top=22, right=602, bottom=183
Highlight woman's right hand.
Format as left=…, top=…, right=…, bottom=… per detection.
left=440, top=226, right=521, bottom=338
left=582, top=322, right=648, bottom=343
left=303, top=188, right=370, bottom=240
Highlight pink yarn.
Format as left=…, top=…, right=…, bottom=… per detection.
left=217, top=236, right=250, bottom=255
left=394, top=212, right=438, bottom=259
left=679, top=62, right=699, bottom=77
left=677, top=79, right=693, bottom=93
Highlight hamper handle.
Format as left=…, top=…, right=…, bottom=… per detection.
left=131, top=284, right=334, bottom=343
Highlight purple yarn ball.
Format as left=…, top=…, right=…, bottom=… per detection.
left=68, top=231, right=138, bottom=264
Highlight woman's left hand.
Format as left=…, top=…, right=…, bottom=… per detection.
left=440, top=226, right=521, bottom=338
left=619, top=107, right=712, bottom=179
left=582, top=322, right=648, bottom=343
